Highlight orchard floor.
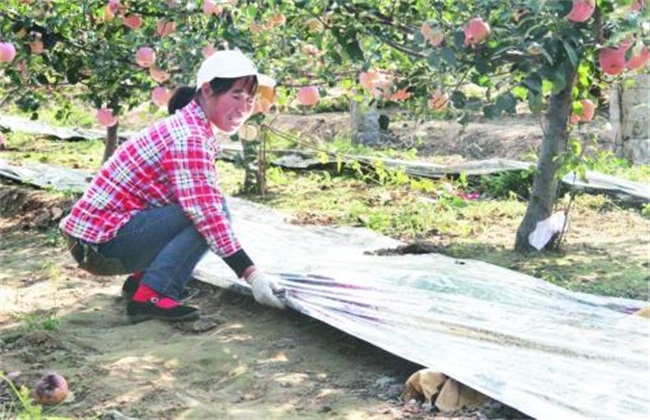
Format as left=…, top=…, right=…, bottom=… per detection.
left=0, top=109, right=643, bottom=419
left=0, top=185, right=527, bottom=419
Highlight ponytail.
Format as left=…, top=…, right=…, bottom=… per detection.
left=167, top=86, right=197, bottom=115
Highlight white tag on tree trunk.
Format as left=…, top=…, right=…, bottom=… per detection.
left=528, top=212, right=566, bottom=251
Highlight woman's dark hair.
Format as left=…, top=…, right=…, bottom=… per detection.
left=167, top=86, right=196, bottom=115
left=167, top=75, right=259, bottom=115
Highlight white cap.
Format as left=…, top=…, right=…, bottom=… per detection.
left=195, top=49, right=275, bottom=89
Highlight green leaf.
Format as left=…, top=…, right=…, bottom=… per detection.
left=540, top=47, right=554, bottom=65
left=483, top=104, right=498, bottom=118
left=528, top=93, right=543, bottom=114
left=495, top=92, right=517, bottom=114
left=427, top=50, right=441, bottom=69
left=551, top=66, right=567, bottom=94
left=36, top=74, right=49, bottom=85
left=562, top=40, right=578, bottom=68
left=522, top=75, right=542, bottom=95
left=66, top=69, right=79, bottom=84
left=344, top=39, right=364, bottom=61
left=450, top=90, right=466, bottom=108
left=439, top=47, right=457, bottom=68
left=571, top=100, right=584, bottom=114
left=512, top=85, right=528, bottom=100
left=576, top=62, right=592, bottom=88
left=246, top=4, right=258, bottom=17
left=327, top=50, right=343, bottom=65
left=378, top=114, right=390, bottom=131
left=474, top=74, right=491, bottom=88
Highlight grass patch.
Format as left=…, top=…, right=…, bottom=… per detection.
left=17, top=312, right=61, bottom=333
left=584, top=149, right=650, bottom=183
left=440, top=243, right=648, bottom=300
left=2, top=132, right=105, bottom=170
left=226, top=162, right=648, bottom=300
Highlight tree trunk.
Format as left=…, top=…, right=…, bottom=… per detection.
left=241, top=138, right=257, bottom=193
left=350, top=99, right=380, bottom=146
left=610, top=73, right=650, bottom=164
left=514, top=66, right=577, bottom=252
left=256, top=126, right=268, bottom=196
left=101, top=122, right=119, bottom=164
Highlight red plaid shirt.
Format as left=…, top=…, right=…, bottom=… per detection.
left=60, top=101, right=241, bottom=258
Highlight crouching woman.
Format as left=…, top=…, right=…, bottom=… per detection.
left=60, top=50, right=285, bottom=323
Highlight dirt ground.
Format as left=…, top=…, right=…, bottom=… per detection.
left=262, top=112, right=614, bottom=162
left=0, top=184, right=529, bottom=419
left=0, top=109, right=630, bottom=419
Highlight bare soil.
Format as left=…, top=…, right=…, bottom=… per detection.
left=0, top=184, right=524, bottom=419
left=264, top=112, right=614, bottom=161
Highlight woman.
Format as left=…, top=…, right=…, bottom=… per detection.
left=60, top=49, right=285, bottom=323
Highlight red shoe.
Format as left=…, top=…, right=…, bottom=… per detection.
left=126, top=284, right=199, bottom=323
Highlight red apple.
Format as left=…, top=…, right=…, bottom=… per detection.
left=135, top=47, right=155, bottom=68
left=464, top=18, right=491, bottom=47
left=202, top=0, right=223, bottom=16
left=97, top=108, right=118, bottom=127
left=151, top=87, right=170, bottom=107
left=123, top=15, right=142, bottom=30
left=599, top=46, right=628, bottom=75
left=107, top=0, right=120, bottom=13
left=0, top=42, right=17, bottom=62
left=30, top=39, right=44, bottom=54
left=33, top=373, right=69, bottom=406
left=421, top=22, right=444, bottom=47
left=297, top=86, right=320, bottom=106
left=156, top=20, right=176, bottom=37
left=428, top=90, right=449, bottom=111
left=149, top=67, right=170, bottom=83
left=567, top=0, right=595, bottom=22
left=580, top=99, right=595, bottom=122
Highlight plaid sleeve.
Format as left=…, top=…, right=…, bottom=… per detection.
left=164, top=134, right=241, bottom=257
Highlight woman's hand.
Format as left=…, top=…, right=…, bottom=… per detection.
left=245, top=269, right=286, bottom=309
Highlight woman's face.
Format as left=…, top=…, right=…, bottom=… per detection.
left=201, top=78, right=255, bottom=134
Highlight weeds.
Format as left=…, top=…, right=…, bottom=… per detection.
left=0, top=372, right=43, bottom=420
left=18, top=313, right=61, bottom=333
left=41, top=261, right=63, bottom=282
left=642, top=203, right=650, bottom=219
left=479, top=170, right=533, bottom=199
left=584, top=149, right=650, bottom=183
left=45, top=228, right=63, bottom=247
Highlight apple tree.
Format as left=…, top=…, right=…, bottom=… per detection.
left=0, top=0, right=262, bottom=161
left=255, top=0, right=648, bottom=251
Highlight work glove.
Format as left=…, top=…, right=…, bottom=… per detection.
left=246, top=270, right=286, bottom=310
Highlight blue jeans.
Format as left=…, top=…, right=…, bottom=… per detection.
left=96, top=205, right=211, bottom=300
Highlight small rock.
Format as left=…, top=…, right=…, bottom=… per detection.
left=375, top=376, right=397, bottom=388
left=387, top=384, right=404, bottom=400
left=101, top=409, right=137, bottom=420
left=51, top=207, right=64, bottom=220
